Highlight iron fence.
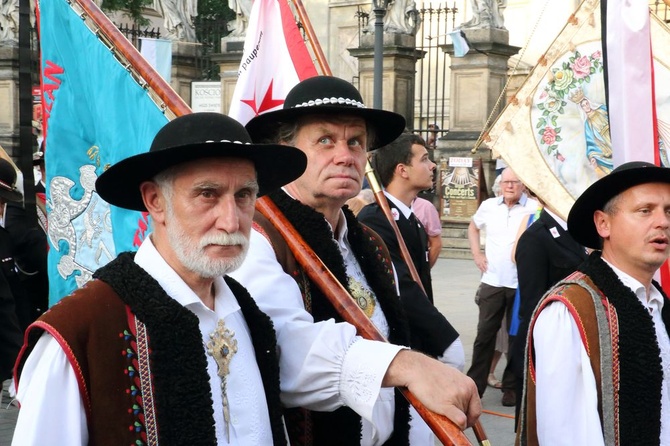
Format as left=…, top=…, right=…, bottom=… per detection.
left=414, top=3, right=459, bottom=139
left=651, top=1, right=670, bottom=22
left=194, top=17, right=229, bottom=80
left=115, top=22, right=161, bottom=48
left=355, top=3, right=458, bottom=137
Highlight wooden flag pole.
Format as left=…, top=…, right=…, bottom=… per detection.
left=72, top=0, right=191, bottom=118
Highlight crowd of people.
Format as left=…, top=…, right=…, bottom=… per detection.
left=4, top=74, right=670, bottom=446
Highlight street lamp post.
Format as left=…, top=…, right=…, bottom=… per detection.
left=372, top=0, right=390, bottom=110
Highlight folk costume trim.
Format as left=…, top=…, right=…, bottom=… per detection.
left=266, top=190, right=411, bottom=446
left=577, top=252, right=668, bottom=446
left=520, top=252, right=670, bottom=446
left=93, top=253, right=286, bottom=445
left=524, top=271, right=616, bottom=446
left=93, top=253, right=217, bottom=444
left=18, top=320, right=92, bottom=420
left=129, top=306, right=158, bottom=444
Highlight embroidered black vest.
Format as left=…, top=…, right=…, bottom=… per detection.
left=519, top=252, right=670, bottom=446
left=579, top=253, right=670, bottom=445
left=260, top=190, right=411, bottom=446
left=17, top=252, right=285, bottom=445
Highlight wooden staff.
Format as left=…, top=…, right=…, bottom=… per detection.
left=256, top=196, right=474, bottom=446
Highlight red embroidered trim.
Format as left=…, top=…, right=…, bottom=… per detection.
left=28, top=321, right=92, bottom=423
left=253, top=221, right=273, bottom=246
left=604, top=299, right=620, bottom=445
left=130, top=307, right=158, bottom=444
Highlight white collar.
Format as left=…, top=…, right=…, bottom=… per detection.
left=545, top=208, right=567, bottom=231
left=384, top=191, right=412, bottom=219
left=134, top=236, right=240, bottom=318
left=602, top=257, right=664, bottom=308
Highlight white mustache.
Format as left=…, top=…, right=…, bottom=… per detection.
left=199, top=232, right=248, bottom=249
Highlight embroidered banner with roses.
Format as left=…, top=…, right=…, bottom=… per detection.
left=484, top=0, right=670, bottom=220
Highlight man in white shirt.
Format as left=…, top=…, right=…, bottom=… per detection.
left=232, top=76, right=480, bottom=445
left=12, top=113, right=308, bottom=445
left=518, top=161, right=670, bottom=445
left=467, top=167, right=537, bottom=405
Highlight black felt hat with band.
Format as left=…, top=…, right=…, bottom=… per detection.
left=0, top=159, right=23, bottom=203
left=245, top=76, right=407, bottom=149
left=95, top=112, right=307, bottom=212
left=568, top=161, right=670, bottom=249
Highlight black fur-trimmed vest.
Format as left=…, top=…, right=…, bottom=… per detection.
left=518, top=252, right=670, bottom=446
left=254, top=190, right=411, bottom=446
left=16, top=252, right=286, bottom=445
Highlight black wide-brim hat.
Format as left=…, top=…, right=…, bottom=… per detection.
left=96, top=112, right=307, bottom=212
left=568, top=161, right=670, bottom=249
left=245, top=76, right=406, bottom=149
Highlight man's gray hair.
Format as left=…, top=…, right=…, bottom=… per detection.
left=147, top=166, right=181, bottom=231
left=602, top=193, right=622, bottom=215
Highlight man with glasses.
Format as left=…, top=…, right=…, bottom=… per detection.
left=466, top=167, right=537, bottom=406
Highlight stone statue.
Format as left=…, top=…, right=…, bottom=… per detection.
left=157, top=0, right=198, bottom=42
left=459, top=0, right=506, bottom=30
left=227, top=0, right=252, bottom=38
left=366, top=0, right=421, bottom=36
left=0, top=0, right=19, bottom=45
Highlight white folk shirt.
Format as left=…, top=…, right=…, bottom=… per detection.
left=533, top=259, right=670, bottom=445
left=12, top=237, right=277, bottom=445
left=230, top=208, right=405, bottom=446
left=472, top=194, right=537, bottom=288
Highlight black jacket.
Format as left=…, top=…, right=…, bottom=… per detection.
left=5, top=202, right=49, bottom=326
left=358, top=199, right=459, bottom=358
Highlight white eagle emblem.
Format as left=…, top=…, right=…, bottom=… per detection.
left=47, top=164, right=115, bottom=288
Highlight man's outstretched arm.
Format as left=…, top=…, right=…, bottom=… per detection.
left=383, top=349, right=481, bottom=429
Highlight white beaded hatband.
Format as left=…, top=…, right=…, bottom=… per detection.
left=293, top=97, right=366, bottom=109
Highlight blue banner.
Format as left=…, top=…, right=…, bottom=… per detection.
left=39, top=0, right=169, bottom=304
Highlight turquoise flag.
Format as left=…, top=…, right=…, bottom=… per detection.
left=39, top=0, right=169, bottom=304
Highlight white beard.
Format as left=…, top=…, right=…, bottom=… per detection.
left=165, top=206, right=249, bottom=278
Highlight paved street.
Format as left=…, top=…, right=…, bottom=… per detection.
left=432, top=257, right=517, bottom=446
left=1, top=380, right=17, bottom=446
left=0, top=257, right=516, bottom=445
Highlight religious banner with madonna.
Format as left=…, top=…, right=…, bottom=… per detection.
left=484, top=0, right=670, bottom=220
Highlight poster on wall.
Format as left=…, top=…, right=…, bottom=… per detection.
left=191, top=81, right=222, bottom=113
left=439, top=157, right=487, bottom=221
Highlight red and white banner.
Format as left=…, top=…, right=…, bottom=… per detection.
left=228, top=0, right=318, bottom=126
left=604, top=0, right=657, bottom=166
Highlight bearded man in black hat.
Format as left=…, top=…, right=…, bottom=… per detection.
left=517, top=161, right=670, bottom=446
left=231, top=76, right=480, bottom=445
left=12, top=113, right=307, bottom=445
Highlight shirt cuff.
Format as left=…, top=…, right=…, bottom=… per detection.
left=340, top=339, right=405, bottom=422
